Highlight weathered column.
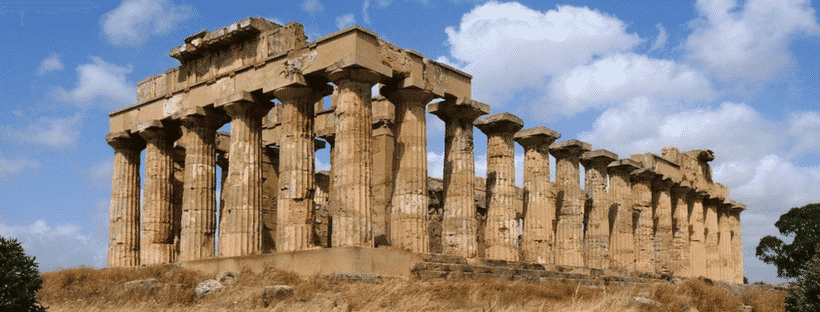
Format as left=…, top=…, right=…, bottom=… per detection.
left=630, top=168, right=658, bottom=273
left=177, top=108, right=227, bottom=261
left=704, top=196, right=720, bottom=279
left=138, top=121, right=177, bottom=265
left=608, top=159, right=640, bottom=271
left=217, top=92, right=272, bottom=257
left=689, top=190, right=707, bottom=277
left=718, top=201, right=732, bottom=282
left=670, top=181, right=692, bottom=278
left=549, top=139, right=592, bottom=267
left=730, top=202, right=746, bottom=284
left=516, top=126, right=561, bottom=264
left=171, top=147, right=185, bottom=261
left=371, top=111, right=394, bottom=247
left=429, top=99, right=489, bottom=258
left=261, top=146, right=279, bottom=253
left=273, top=85, right=325, bottom=252
left=475, top=113, right=524, bottom=261
left=317, top=132, right=335, bottom=247
left=327, top=68, right=381, bottom=247
left=652, top=176, right=674, bottom=275
left=581, top=149, right=617, bottom=270
left=106, top=132, right=145, bottom=267
left=383, top=86, right=436, bottom=254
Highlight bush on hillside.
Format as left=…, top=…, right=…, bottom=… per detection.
left=0, top=236, right=46, bottom=312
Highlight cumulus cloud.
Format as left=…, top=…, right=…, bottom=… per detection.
left=0, top=114, right=83, bottom=149
left=0, top=219, right=106, bottom=271
left=0, top=157, right=39, bottom=181
left=685, top=0, right=820, bottom=88
left=648, top=23, right=667, bottom=52
left=101, top=0, right=194, bottom=46
left=786, top=111, right=820, bottom=158
left=428, top=151, right=445, bottom=179
left=36, top=53, right=63, bottom=76
left=52, top=56, right=135, bottom=109
left=302, top=0, right=323, bottom=15
left=336, top=13, right=356, bottom=29
left=362, top=0, right=391, bottom=24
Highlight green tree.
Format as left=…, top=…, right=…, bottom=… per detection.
left=756, top=203, right=820, bottom=279
left=785, top=254, right=820, bottom=312
left=0, top=236, right=46, bottom=312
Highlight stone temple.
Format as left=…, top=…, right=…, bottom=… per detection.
left=106, top=18, right=746, bottom=284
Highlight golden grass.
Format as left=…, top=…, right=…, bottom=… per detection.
left=37, top=266, right=787, bottom=312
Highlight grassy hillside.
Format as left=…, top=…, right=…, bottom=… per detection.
left=37, top=265, right=786, bottom=312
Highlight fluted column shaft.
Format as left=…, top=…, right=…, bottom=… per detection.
left=689, top=192, right=707, bottom=277
left=550, top=140, right=591, bottom=267
left=652, top=178, right=674, bottom=275
left=718, top=205, right=732, bottom=282
left=219, top=98, right=272, bottom=257
left=516, top=127, right=560, bottom=264
left=608, top=159, right=639, bottom=271
left=386, top=88, right=435, bottom=253
left=704, top=198, right=720, bottom=279
left=631, top=169, right=657, bottom=273
left=328, top=68, right=380, bottom=247
left=671, top=184, right=692, bottom=278
left=139, top=125, right=176, bottom=265
left=730, top=209, right=743, bottom=283
left=581, top=150, right=616, bottom=270
left=107, top=133, right=145, bottom=267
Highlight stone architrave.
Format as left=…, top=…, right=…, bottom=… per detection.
left=608, top=159, right=641, bottom=271
left=177, top=107, right=228, bottom=262
left=718, top=202, right=732, bottom=282
left=549, top=139, right=592, bottom=267
left=106, top=132, right=145, bottom=267
left=273, top=84, right=326, bottom=252
left=327, top=68, right=381, bottom=247
left=652, top=176, right=675, bottom=275
left=216, top=92, right=273, bottom=257
left=384, top=86, right=436, bottom=254
left=516, top=126, right=561, bottom=264
left=581, top=149, right=617, bottom=270
left=730, top=202, right=746, bottom=284
left=630, top=168, right=659, bottom=273
left=688, top=190, right=707, bottom=278
left=429, top=99, right=490, bottom=258
left=475, top=112, right=524, bottom=261
left=670, top=181, right=692, bottom=278
left=137, top=121, right=178, bottom=265
left=704, top=196, right=720, bottom=280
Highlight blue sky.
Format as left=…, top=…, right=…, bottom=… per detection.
left=1, top=0, right=819, bottom=284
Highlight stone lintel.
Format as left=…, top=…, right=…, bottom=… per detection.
left=685, top=149, right=715, bottom=162
left=581, top=149, right=618, bottom=164
left=651, top=175, right=676, bottom=190
left=514, top=126, right=561, bottom=148
left=548, top=140, right=592, bottom=158
left=475, top=112, right=523, bottom=135
left=631, top=153, right=682, bottom=182
left=607, top=158, right=641, bottom=172
left=170, top=17, right=281, bottom=63
left=428, top=99, right=490, bottom=121
left=630, top=168, right=659, bottom=182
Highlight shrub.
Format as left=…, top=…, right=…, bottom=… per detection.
left=0, top=236, right=46, bottom=312
left=785, top=254, right=820, bottom=312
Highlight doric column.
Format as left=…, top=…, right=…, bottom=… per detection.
left=730, top=202, right=746, bottom=284
left=177, top=108, right=227, bottom=262
left=549, top=139, right=592, bottom=267
left=718, top=201, right=732, bottom=282
left=704, top=196, right=720, bottom=279
left=327, top=68, right=381, bottom=247
left=475, top=113, right=524, bottom=261
left=429, top=99, right=490, bottom=258
left=688, top=190, right=707, bottom=277
left=516, top=126, right=561, bottom=264
left=630, top=168, right=658, bottom=273
left=383, top=86, right=436, bottom=254
left=317, top=132, right=335, bottom=247
left=581, top=150, right=617, bottom=270
left=608, top=159, right=640, bottom=271
left=652, top=175, right=674, bottom=275
left=670, top=181, right=692, bottom=278
left=106, top=131, right=145, bottom=267
left=371, top=115, right=394, bottom=247
left=273, top=85, right=325, bottom=252
left=217, top=92, right=273, bottom=257
left=137, top=120, right=177, bottom=265
left=171, top=147, right=185, bottom=261
left=261, top=147, right=279, bottom=253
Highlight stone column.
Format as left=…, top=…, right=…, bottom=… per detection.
left=549, top=139, right=592, bottom=267
left=689, top=190, right=707, bottom=277
left=106, top=132, right=145, bottom=267
left=730, top=202, right=746, bottom=284
left=273, top=85, right=325, bottom=252
left=429, top=99, right=490, bottom=258
left=670, top=181, right=692, bottom=278
left=581, top=150, right=617, bottom=270
left=217, top=92, right=273, bottom=257
left=177, top=108, right=227, bottom=262
left=261, top=147, right=279, bottom=253
left=704, top=196, right=720, bottom=279
left=371, top=117, right=394, bottom=247
left=608, top=159, right=640, bottom=271
left=475, top=113, right=524, bottom=261
left=317, top=132, right=335, bottom=247
left=630, top=168, right=658, bottom=273
left=383, top=86, right=436, bottom=254
left=327, top=68, right=381, bottom=247
left=516, top=126, right=561, bottom=264
left=171, top=147, right=185, bottom=261
left=718, top=202, right=732, bottom=282
left=652, top=176, right=674, bottom=275
left=138, top=121, right=177, bottom=265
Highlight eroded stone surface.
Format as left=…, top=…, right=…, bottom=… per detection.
left=549, top=140, right=591, bottom=267
left=581, top=149, right=617, bottom=270
left=608, top=159, right=640, bottom=271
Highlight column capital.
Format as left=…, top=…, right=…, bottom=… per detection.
left=651, top=174, right=676, bottom=191
left=106, top=131, right=145, bottom=151
left=475, top=112, right=524, bottom=136
left=514, top=126, right=561, bottom=149
left=670, top=180, right=693, bottom=196
left=630, top=167, right=660, bottom=183
left=607, top=158, right=641, bottom=174
left=381, top=86, right=436, bottom=106
left=548, top=139, right=591, bottom=159
left=581, top=149, right=618, bottom=167
left=429, top=98, right=490, bottom=122
left=729, top=200, right=747, bottom=213
left=273, top=84, right=330, bottom=103
left=136, top=120, right=179, bottom=143
left=314, top=138, right=326, bottom=151
left=326, top=67, right=381, bottom=85
left=175, top=107, right=230, bottom=131
left=215, top=91, right=274, bottom=119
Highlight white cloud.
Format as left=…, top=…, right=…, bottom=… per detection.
left=53, top=56, right=136, bottom=109
left=0, top=157, right=39, bottom=181
left=428, top=151, right=444, bottom=179
left=362, top=0, right=391, bottom=24
left=0, top=219, right=106, bottom=271
left=302, top=0, right=324, bottom=15
left=443, top=2, right=640, bottom=109
left=786, top=111, right=820, bottom=158
left=0, top=114, right=83, bottom=149
left=336, top=13, right=356, bottom=29
left=648, top=23, right=667, bottom=52
left=685, top=0, right=820, bottom=88
left=36, top=53, right=63, bottom=76
left=80, top=159, right=113, bottom=186
left=101, top=0, right=194, bottom=46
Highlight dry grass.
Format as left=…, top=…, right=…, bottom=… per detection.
left=37, top=266, right=787, bottom=312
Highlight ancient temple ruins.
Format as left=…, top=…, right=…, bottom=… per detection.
left=106, top=18, right=746, bottom=283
